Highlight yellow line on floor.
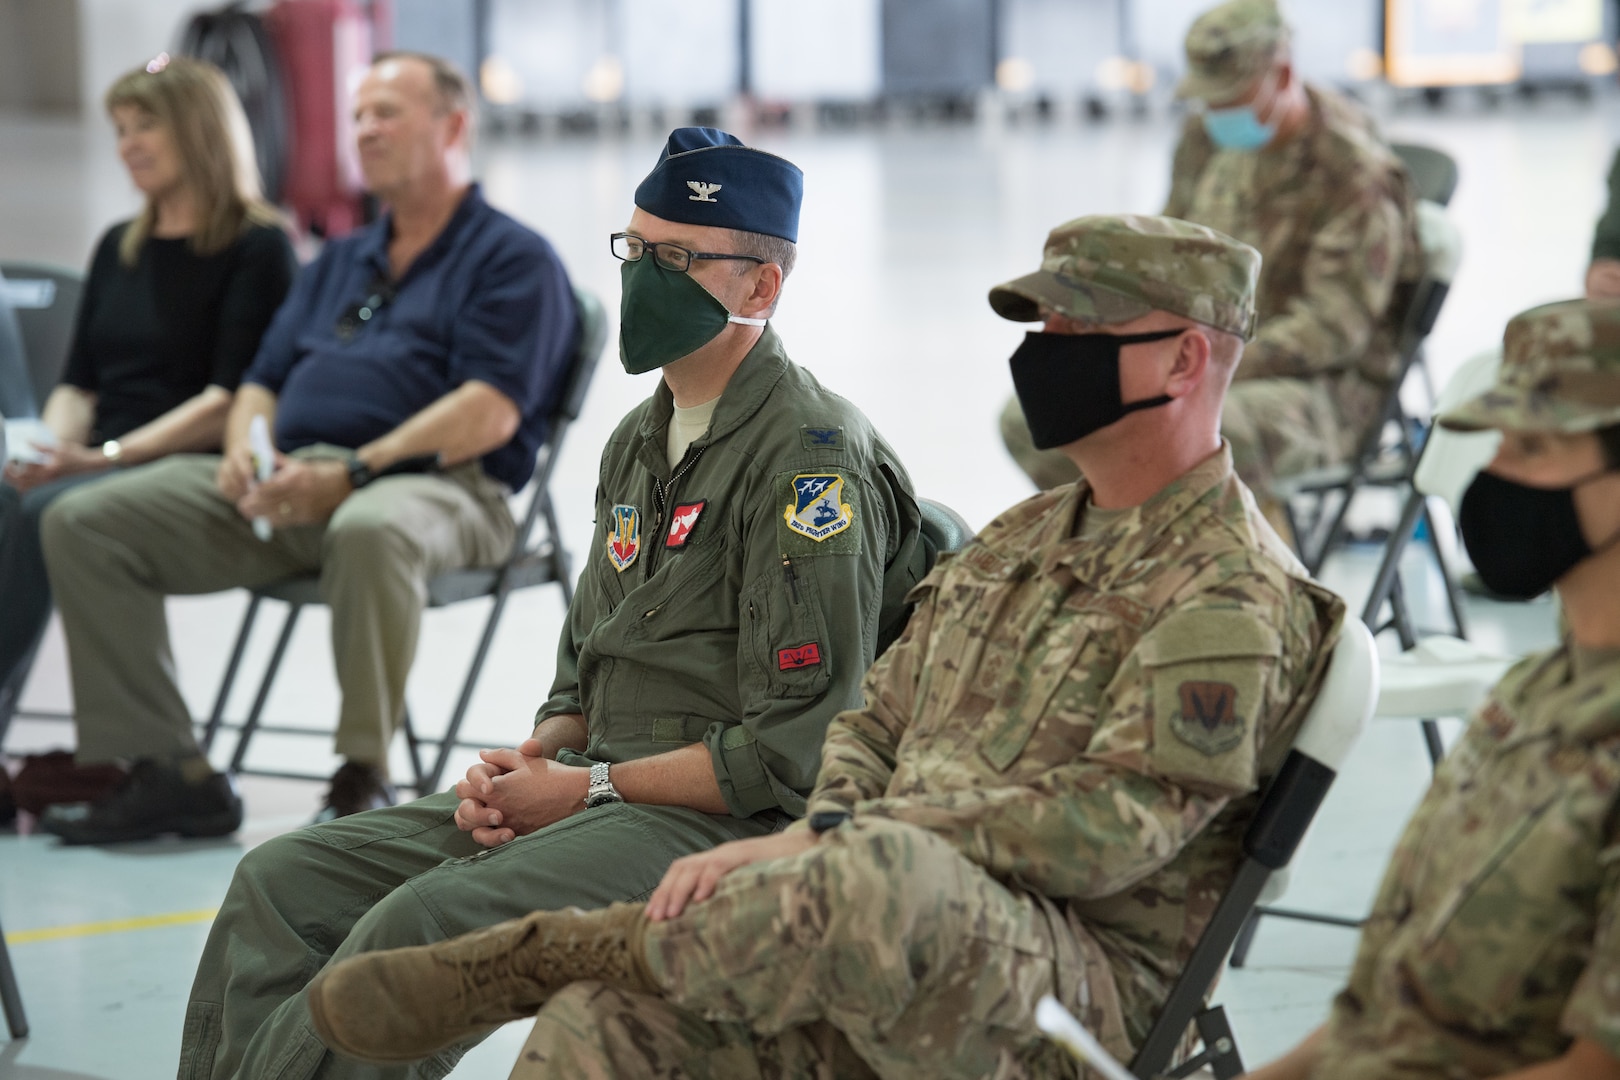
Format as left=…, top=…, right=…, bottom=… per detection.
left=5, top=907, right=218, bottom=945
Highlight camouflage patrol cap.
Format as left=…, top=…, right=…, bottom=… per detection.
left=1439, top=299, right=1620, bottom=433
left=988, top=214, right=1260, bottom=339
left=1175, top=0, right=1290, bottom=103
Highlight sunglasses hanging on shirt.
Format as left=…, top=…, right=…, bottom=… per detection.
left=334, top=276, right=399, bottom=342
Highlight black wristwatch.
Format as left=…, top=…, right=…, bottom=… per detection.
left=808, top=810, right=850, bottom=835
left=346, top=455, right=375, bottom=490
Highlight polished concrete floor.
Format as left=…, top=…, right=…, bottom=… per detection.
left=0, top=89, right=1604, bottom=1076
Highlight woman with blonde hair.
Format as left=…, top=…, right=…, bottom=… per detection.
left=0, top=54, right=296, bottom=738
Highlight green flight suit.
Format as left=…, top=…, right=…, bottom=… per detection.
left=177, top=326, right=927, bottom=1080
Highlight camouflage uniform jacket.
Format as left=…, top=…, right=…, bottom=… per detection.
left=539, top=326, right=927, bottom=819
left=804, top=445, right=1343, bottom=1048
left=1316, top=643, right=1620, bottom=1078
left=1163, top=84, right=1422, bottom=454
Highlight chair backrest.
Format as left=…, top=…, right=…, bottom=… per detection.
left=506, top=287, right=608, bottom=556
left=1413, top=347, right=1503, bottom=513
left=918, top=497, right=973, bottom=562
left=1391, top=142, right=1459, bottom=207
left=0, top=261, right=84, bottom=411
left=1128, top=617, right=1377, bottom=1078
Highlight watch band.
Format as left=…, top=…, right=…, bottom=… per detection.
left=585, top=761, right=624, bottom=807
left=808, top=810, right=850, bottom=835
left=346, top=455, right=374, bottom=490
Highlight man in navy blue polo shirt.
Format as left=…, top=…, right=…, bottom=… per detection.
left=39, top=51, right=577, bottom=840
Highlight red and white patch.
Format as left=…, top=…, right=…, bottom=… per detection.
left=777, top=643, right=822, bottom=671
left=665, top=500, right=707, bottom=548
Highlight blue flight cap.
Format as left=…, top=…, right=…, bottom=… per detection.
left=633, top=127, right=804, bottom=244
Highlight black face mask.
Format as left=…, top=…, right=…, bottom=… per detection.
left=1457, top=468, right=1613, bottom=600
left=1009, top=329, right=1183, bottom=450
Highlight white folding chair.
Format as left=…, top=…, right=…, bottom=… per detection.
left=1082, top=618, right=1378, bottom=1079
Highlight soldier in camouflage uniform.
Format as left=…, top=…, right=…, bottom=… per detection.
left=1247, top=298, right=1620, bottom=1080
left=1002, top=0, right=1422, bottom=500
left=304, top=215, right=1345, bottom=1079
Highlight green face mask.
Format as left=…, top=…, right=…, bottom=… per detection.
left=618, top=257, right=767, bottom=375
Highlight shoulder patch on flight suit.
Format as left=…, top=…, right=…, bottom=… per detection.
left=606, top=504, right=641, bottom=572
left=800, top=425, right=845, bottom=450
left=775, top=471, right=862, bottom=556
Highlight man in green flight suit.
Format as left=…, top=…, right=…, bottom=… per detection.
left=302, top=214, right=1345, bottom=1079
left=174, top=126, right=927, bottom=1080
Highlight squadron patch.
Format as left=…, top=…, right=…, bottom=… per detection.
left=778, top=643, right=822, bottom=670
left=665, top=500, right=706, bottom=548
left=606, top=504, right=641, bottom=572
left=1168, top=680, right=1245, bottom=757
left=782, top=473, right=854, bottom=542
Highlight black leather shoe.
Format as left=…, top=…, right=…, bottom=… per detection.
left=40, top=760, right=243, bottom=845
left=313, top=762, right=397, bottom=823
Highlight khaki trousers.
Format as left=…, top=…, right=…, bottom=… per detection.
left=39, top=451, right=513, bottom=771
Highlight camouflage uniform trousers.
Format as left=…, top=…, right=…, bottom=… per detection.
left=998, top=381, right=1343, bottom=496
left=514, top=818, right=1108, bottom=1079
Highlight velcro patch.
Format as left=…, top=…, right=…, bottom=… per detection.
left=800, top=425, right=845, bottom=450
left=1169, top=680, right=1245, bottom=757
left=778, top=643, right=822, bottom=670
left=774, top=470, right=862, bottom=556
left=665, top=500, right=706, bottom=548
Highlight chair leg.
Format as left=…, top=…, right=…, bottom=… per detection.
left=1228, top=909, right=1263, bottom=969
left=426, top=589, right=513, bottom=793
left=540, top=492, right=574, bottom=609
left=0, top=920, right=27, bottom=1039
left=1422, top=499, right=1471, bottom=640
left=1421, top=719, right=1446, bottom=770
left=1359, top=489, right=1425, bottom=629
left=229, top=604, right=302, bottom=774
left=400, top=706, right=426, bottom=794
left=200, top=595, right=262, bottom=754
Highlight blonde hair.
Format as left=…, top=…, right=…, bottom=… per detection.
left=105, top=56, right=282, bottom=265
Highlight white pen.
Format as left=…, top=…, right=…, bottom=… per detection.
left=1035, top=996, right=1139, bottom=1080
left=249, top=414, right=276, bottom=542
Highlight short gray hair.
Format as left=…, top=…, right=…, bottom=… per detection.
left=373, top=50, right=476, bottom=145
left=725, top=228, right=796, bottom=315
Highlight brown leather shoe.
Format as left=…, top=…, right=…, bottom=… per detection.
left=11, top=750, right=126, bottom=815
left=306, top=903, right=652, bottom=1064
left=312, top=762, right=396, bottom=823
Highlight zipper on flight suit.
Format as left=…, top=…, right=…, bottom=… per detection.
left=645, top=445, right=706, bottom=579
left=781, top=554, right=801, bottom=604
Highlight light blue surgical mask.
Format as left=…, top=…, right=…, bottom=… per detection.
left=1200, top=72, right=1280, bottom=151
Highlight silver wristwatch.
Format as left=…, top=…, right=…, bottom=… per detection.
left=584, top=761, right=623, bottom=807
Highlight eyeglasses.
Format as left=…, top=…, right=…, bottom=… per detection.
left=335, top=277, right=398, bottom=341
left=610, top=233, right=764, bottom=274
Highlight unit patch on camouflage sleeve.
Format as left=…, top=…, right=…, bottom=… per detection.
left=606, top=504, right=641, bottom=572
left=1169, top=680, right=1245, bottom=757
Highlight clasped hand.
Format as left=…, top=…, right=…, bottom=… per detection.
left=454, top=739, right=589, bottom=847
left=217, top=446, right=350, bottom=527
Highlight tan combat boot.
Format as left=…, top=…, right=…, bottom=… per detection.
left=306, top=902, right=654, bottom=1063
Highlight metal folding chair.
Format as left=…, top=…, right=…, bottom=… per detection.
left=0, top=911, right=25, bottom=1039
left=1122, top=618, right=1377, bottom=1079
left=0, top=261, right=84, bottom=411
left=1280, top=195, right=1461, bottom=573
left=198, top=288, right=607, bottom=794
left=1230, top=358, right=1509, bottom=962
left=0, top=262, right=86, bottom=743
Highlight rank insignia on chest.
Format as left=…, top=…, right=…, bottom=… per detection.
left=606, top=504, right=641, bottom=572
left=783, top=473, right=854, bottom=542
left=665, top=500, right=707, bottom=548
left=1169, top=680, right=1245, bottom=757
